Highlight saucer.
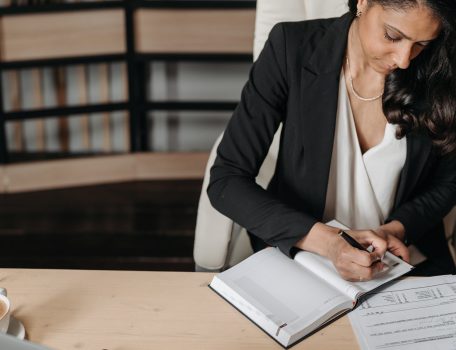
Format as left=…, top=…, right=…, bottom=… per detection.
left=7, top=316, right=25, bottom=340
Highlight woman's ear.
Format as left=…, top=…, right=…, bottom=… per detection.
left=357, top=0, right=370, bottom=15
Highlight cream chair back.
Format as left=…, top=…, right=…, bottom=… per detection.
left=254, top=0, right=348, bottom=60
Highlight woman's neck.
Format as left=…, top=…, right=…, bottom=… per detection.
left=346, top=19, right=386, bottom=94
left=348, top=20, right=384, bottom=80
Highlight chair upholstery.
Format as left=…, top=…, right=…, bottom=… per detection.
left=193, top=0, right=456, bottom=271
left=253, top=0, right=349, bottom=60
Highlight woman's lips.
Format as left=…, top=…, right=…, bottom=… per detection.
left=385, top=63, right=397, bottom=71
left=379, top=62, right=396, bottom=73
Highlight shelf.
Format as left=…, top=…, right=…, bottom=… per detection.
left=135, top=8, right=255, bottom=54
left=0, top=152, right=209, bottom=193
left=0, top=1, right=255, bottom=166
left=0, top=9, right=126, bottom=61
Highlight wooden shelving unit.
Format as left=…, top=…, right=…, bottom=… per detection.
left=0, top=0, right=256, bottom=192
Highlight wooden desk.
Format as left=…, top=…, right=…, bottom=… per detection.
left=1, top=269, right=358, bottom=349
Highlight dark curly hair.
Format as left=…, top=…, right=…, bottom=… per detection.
left=348, top=0, right=456, bottom=156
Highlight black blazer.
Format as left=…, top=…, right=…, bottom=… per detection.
left=207, top=13, right=456, bottom=269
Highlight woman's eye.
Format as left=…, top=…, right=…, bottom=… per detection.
left=384, top=32, right=401, bottom=43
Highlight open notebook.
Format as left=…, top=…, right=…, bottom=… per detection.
left=209, top=220, right=413, bottom=348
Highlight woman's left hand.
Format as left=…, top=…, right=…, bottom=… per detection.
left=374, top=225, right=410, bottom=263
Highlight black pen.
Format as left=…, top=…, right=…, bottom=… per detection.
left=339, top=230, right=371, bottom=252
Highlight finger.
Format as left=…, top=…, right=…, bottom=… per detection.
left=340, top=261, right=381, bottom=282
left=356, top=231, right=388, bottom=257
left=345, top=246, right=381, bottom=267
left=349, top=230, right=386, bottom=250
left=340, top=245, right=371, bottom=267
left=387, top=238, right=410, bottom=263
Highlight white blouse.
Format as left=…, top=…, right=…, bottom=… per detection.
left=322, top=71, right=425, bottom=264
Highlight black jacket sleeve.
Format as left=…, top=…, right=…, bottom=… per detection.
left=387, top=153, right=456, bottom=243
left=207, top=23, right=319, bottom=257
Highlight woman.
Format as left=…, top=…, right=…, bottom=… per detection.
left=207, top=0, right=456, bottom=281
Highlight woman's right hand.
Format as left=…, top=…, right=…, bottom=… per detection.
left=296, top=223, right=389, bottom=282
left=325, top=229, right=388, bottom=282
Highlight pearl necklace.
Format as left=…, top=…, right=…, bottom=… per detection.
left=346, top=55, right=384, bottom=102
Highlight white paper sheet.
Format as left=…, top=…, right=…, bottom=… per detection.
left=349, top=275, right=456, bottom=350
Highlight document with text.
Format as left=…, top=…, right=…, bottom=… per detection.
left=349, top=275, right=456, bottom=350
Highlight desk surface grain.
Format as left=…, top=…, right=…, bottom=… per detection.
left=0, top=269, right=358, bottom=350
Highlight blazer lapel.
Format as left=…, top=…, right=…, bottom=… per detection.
left=298, top=13, right=353, bottom=219
left=300, top=69, right=340, bottom=219
left=393, top=132, right=432, bottom=208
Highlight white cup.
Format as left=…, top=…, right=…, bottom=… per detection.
left=0, top=288, right=11, bottom=333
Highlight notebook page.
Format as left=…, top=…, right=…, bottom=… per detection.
left=294, top=250, right=413, bottom=300
left=294, top=251, right=362, bottom=300
left=210, top=247, right=352, bottom=346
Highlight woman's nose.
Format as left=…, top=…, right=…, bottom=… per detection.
left=393, top=44, right=413, bottom=69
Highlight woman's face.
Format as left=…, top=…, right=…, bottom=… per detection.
left=356, top=1, right=442, bottom=74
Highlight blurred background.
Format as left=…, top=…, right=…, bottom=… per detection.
left=0, top=0, right=255, bottom=271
